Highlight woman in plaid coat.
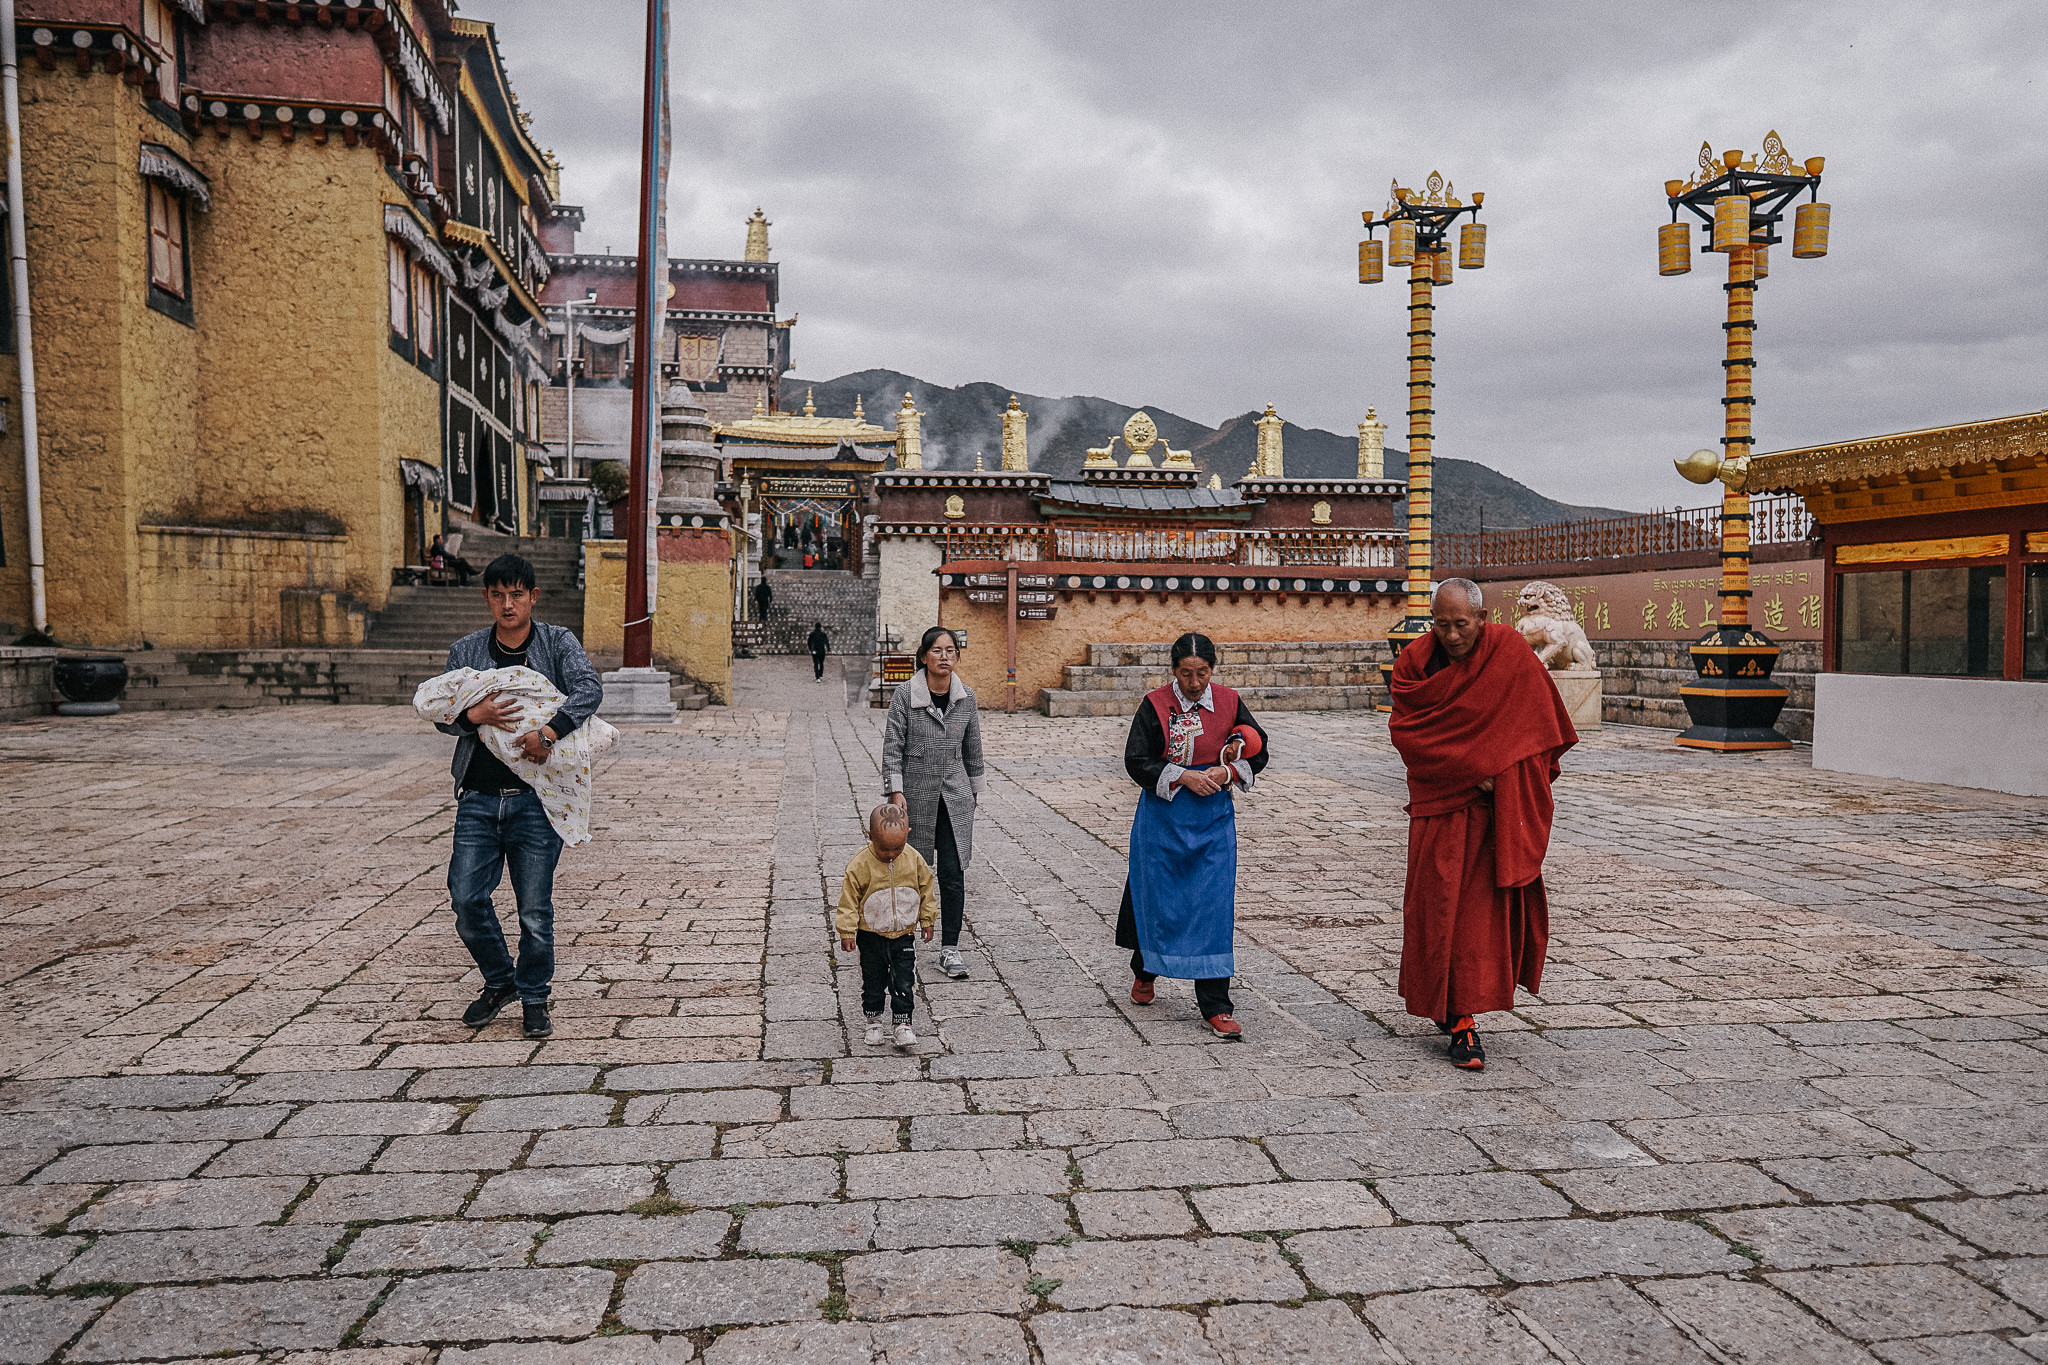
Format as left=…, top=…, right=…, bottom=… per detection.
left=884, top=626, right=985, bottom=980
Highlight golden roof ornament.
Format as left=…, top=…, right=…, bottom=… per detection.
left=1208, top=474, right=1222, bottom=490
left=1121, top=411, right=1159, bottom=467
left=744, top=207, right=771, bottom=262
left=894, top=392, right=923, bottom=470
left=803, top=388, right=816, bottom=417
left=1254, top=403, right=1285, bottom=479
left=1002, top=395, right=1029, bottom=471
left=853, top=394, right=865, bottom=421
left=974, top=453, right=985, bottom=471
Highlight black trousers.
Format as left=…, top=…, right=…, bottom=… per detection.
left=1117, top=883, right=1234, bottom=1017
left=934, top=802, right=965, bottom=947
left=812, top=651, right=827, bottom=679
left=857, top=930, right=915, bottom=1019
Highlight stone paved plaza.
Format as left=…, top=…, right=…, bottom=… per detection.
left=1, top=655, right=2045, bottom=1364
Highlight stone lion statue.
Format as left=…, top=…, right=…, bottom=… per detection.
left=1516, top=581, right=1597, bottom=671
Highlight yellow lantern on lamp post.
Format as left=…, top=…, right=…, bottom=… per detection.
left=1658, top=131, right=1829, bottom=751
left=1358, top=172, right=1488, bottom=706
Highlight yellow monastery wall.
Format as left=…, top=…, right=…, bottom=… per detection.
left=134, top=525, right=352, bottom=648
left=582, top=537, right=735, bottom=704
left=191, top=135, right=441, bottom=613
left=0, top=73, right=204, bottom=643
left=0, top=71, right=444, bottom=645
left=938, top=589, right=1406, bottom=707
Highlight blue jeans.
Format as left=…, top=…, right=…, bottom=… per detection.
left=449, top=789, right=563, bottom=1002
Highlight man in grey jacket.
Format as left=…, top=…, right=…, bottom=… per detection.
left=432, top=554, right=604, bottom=1039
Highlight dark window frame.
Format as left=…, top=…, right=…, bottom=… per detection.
left=1833, top=560, right=2010, bottom=680
left=144, top=179, right=194, bottom=327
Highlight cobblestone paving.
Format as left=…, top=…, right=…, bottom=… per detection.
left=1, top=655, right=2044, bottom=1363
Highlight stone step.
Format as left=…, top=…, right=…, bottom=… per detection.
left=1086, top=640, right=1389, bottom=668
left=753, top=569, right=877, bottom=655
left=1060, top=662, right=1386, bottom=691
left=1042, top=683, right=1386, bottom=718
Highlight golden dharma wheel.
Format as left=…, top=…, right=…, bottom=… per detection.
left=1430, top=249, right=1453, bottom=286
left=1793, top=202, right=1830, bottom=258
left=1358, top=238, right=1384, bottom=284
left=1458, top=222, right=1487, bottom=269
left=1658, top=221, right=1691, bottom=276
left=1711, top=194, right=1750, bottom=253
left=1388, top=219, right=1417, bottom=266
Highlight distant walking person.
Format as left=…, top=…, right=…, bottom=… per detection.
left=808, top=622, right=830, bottom=682
left=753, top=576, right=774, bottom=622
left=884, top=627, right=984, bottom=980
left=1389, top=580, right=1575, bottom=1070
left=431, top=555, right=603, bottom=1040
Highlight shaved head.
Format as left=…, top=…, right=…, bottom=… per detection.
left=1433, top=579, right=1483, bottom=613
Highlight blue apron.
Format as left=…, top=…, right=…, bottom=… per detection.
left=1128, top=785, right=1237, bottom=978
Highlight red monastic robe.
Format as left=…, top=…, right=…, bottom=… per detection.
left=1389, top=623, right=1577, bottom=1021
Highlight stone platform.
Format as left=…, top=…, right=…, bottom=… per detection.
left=1042, top=639, right=1389, bottom=716
left=0, top=656, right=2041, bottom=1362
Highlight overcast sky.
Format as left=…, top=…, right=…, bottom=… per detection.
left=475, top=0, right=2047, bottom=511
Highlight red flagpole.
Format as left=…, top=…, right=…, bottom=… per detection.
left=622, top=0, right=666, bottom=669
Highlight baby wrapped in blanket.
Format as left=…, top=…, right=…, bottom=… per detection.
left=414, top=666, right=620, bottom=847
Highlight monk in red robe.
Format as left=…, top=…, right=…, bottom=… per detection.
left=1389, top=579, right=1576, bottom=1069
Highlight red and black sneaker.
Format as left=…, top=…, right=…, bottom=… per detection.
left=1130, top=978, right=1155, bottom=1006
left=1445, top=1015, right=1484, bottom=1070
left=1206, top=1013, right=1244, bottom=1040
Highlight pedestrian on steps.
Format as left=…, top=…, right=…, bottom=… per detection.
left=883, top=626, right=984, bottom=980
left=808, top=622, right=830, bottom=682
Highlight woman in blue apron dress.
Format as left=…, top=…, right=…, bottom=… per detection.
left=1115, top=632, right=1270, bottom=1039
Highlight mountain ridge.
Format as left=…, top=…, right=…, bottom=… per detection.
left=788, top=368, right=1632, bottom=533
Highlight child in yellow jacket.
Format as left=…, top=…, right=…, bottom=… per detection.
left=837, top=804, right=937, bottom=1048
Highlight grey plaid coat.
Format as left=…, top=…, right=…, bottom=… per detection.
left=882, top=669, right=986, bottom=869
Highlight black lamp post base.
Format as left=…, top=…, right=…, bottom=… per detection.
left=1377, top=615, right=1431, bottom=713
left=1675, top=625, right=1793, bottom=751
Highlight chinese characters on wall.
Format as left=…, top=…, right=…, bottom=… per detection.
left=1475, top=561, right=1822, bottom=641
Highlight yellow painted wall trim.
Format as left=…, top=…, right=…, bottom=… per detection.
left=442, top=221, right=543, bottom=318
left=1836, top=535, right=2009, bottom=566
left=457, top=64, right=532, bottom=207
left=2027, top=531, right=2048, bottom=554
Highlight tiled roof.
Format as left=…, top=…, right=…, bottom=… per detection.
left=1037, top=481, right=1257, bottom=514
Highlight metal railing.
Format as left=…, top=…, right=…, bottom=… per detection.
left=940, top=524, right=1402, bottom=568
left=1433, top=493, right=1813, bottom=569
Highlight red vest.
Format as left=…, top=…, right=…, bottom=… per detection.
left=1147, top=684, right=1240, bottom=768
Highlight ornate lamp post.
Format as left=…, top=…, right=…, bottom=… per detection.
left=1359, top=173, right=1487, bottom=703
left=1659, top=133, right=1829, bottom=751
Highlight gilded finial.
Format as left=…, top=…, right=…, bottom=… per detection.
left=975, top=453, right=985, bottom=472
left=744, top=207, right=771, bottom=262
left=1208, top=474, right=1222, bottom=491
left=803, top=388, right=815, bottom=417
left=854, top=394, right=865, bottom=420
left=753, top=393, right=766, bottom=417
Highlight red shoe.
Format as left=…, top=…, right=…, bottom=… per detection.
left=1206, top=1013, right=1243, bottom=1040
left=1130, top=978, right=1155, bottom=1005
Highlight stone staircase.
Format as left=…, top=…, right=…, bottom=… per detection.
left=365, top=526, right=586, bottom=650
left=121, top=650, right=450, bottom=710
left=754, top=569, right=877, bottom=656
left=1041, top=641, right=1391, bottom=717
left=1599, top=639, right=1816, bottom=741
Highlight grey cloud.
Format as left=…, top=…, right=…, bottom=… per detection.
left=474, top=0, right=2048, bottom=510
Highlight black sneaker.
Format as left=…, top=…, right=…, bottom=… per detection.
left=522, top=1000, right=553, bottom=1038
left=462, top=985, right=517, bottom=1028
left=1446, top=1015, right=1485, bottom=1070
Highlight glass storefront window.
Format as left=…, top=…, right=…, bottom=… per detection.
left=1837, top=566, right=2005, bottom=676
left=2027, top=564, right=2047, bottom=678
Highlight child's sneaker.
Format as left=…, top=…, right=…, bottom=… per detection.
left=863, top=1017, right=885, bottom=1046
left=893, top=1020, right=916, bottom=1048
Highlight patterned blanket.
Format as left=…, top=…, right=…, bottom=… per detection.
left=413, top=666, right=619, bottom=847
